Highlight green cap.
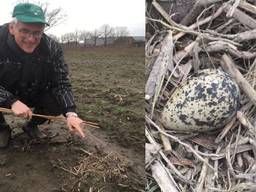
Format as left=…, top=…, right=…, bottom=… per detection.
left=12, top=3, right=49, bottom=25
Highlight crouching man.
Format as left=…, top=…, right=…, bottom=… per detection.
left=0, top=3, right=85, bottom=147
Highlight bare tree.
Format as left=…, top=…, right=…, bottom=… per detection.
left=15, top=0, right=67, bottom=30
left=44, top=7, right=67, bottom=30
left=79, top=30, right=91, bottom=47
left=90, top=29, right=101, bottom=47
left=60, top=32, right=77, bottom=47
left=47, top=33, right=60, bottom=42
left=113, top=26, right=131, bottom=47
left=114, top=26, right=130, bottom=39
left=99, top=24, right=114, bottom=47
left=73, top=30, right=80, bottom=47
left=60, top=33, right=70, bottom=43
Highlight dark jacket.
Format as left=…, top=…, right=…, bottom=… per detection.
left=0, top=23, right=76, bottom=113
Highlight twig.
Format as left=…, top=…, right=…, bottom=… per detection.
left=0, top=107, right=99, bottom=128
left=237, top=111, right=256, bottom=136
left=191, top=40, right=201, bottom=72
left=195, top=157, right=209, bottom=192
left=145, top=30, right=174, bottom=125
left=180, top=0, right=222, bottom=26
left=230, top=182, right=256, bottom=191
left=231, top=124, right=242, bottom=164
left=226, top=140, right=235, bottom=190
left=146, top=116, right=216, bottom=171
left=205, top=41, right=256, bottom=59
left=232, top=29, right=256, bottom=42
left=74, top=147, right=93, bottom=156
left=211, top=144, right=253, bottom=161
left=151, top=1, right=172, bottom=26
left=145, top=127, right=194, bottom=185
left=221, top=54, right=256, bottom=106
left=159, top=124, right=172, bottom=152
left=173, top=41, right=198, bottom=65
left=56, top=165, right=78, bottom=176
left=249, top=138, right=256, bottom=158
left=174, top=2, right=226, bottom=40
left=151, top=160, right=179, bottom=192
left=239, top=0, right=256, bottom=15
left=215, top=18, right=235, bottom=32
left=226, top=0, right=241, bottom=17
left=214, top=146, right=222, bottom=180
left=215, top=116, right=237, bottom=143
left=147, top=17, right=241, bottom=46
left=224, top=3, right=256, bottom=29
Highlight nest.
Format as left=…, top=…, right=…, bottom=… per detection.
left=72, top=151, right=128, bottom=181
left=146, top=0, right=256, bottom=191
left=55, top=149, right=129, bottom=191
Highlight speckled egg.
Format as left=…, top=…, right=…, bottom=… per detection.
left=160, top=69, right=240, bottom=132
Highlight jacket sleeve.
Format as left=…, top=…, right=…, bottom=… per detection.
left=0, top=25, right=18, bottom=107
left=0, top=84, right=18, bottom=108
left=0, top=60, right=18, bottom=108
left=49, top=41, right=77, bottom=113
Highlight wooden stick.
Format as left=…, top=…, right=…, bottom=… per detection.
left=151, top=1, right=172, bottom=26
left=205, top=41, right=256, bottom=59
left=226, top=0, right=240, bottom=17
left=151, top=160, right=179, bottom=192
left=239, top=0, right=256, bottom=15
left=221, top=54, right=256, bottom=106
left=146, top=116, right=216, bottom=171
left=147, top=17, right=241, bottom=46
left=145, top=127, right=194, bottom=185
left=237, top=111, right=256, bottom=135
left=174, top=3, right=226, bottom=40
left=0, top=107, right=99, bottom=128
left=159, top=124, right=172, bottom=152
left=180, top=0, right=222, bottom=26
left=224, top=3, right=256, bottom=29
left=231, top=29, right=256, bottom=42
left=145, top=31, right=174, bottom=103
left=215, top=116, right=237, bottom=143
left=211, top=144, right=253, bottom=161
left=196, top=157, right=209, bottom=192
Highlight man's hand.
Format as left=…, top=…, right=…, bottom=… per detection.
left=66, top=116, right=85, bottom=138
left=11, top=100, right=32, bottom=119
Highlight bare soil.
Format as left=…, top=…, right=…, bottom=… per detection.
left=0, top=47, right=144, bottom=192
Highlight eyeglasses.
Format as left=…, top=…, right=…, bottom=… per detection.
left=18, top=28, right=43, bottom=38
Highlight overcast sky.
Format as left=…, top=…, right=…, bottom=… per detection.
left=0, top=0, right=145, bottom=37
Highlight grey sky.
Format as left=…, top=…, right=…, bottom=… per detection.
left=0, top=0, right=145, bottom=37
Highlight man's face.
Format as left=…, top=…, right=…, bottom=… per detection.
left=9, top=21, right=45, bottom=53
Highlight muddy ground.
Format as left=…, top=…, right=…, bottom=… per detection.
left=0, top=47, right=144, bottom=192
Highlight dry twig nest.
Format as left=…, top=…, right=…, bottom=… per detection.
left=146, top=0, right=256, bottom=191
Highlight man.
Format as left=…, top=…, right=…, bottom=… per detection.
left=0, top=3, right=85, bottom=147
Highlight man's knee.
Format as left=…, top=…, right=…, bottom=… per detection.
left=34, top=92, right=63, bottom=116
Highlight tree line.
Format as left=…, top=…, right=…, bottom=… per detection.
left=48, top=25, right=130, bottom=47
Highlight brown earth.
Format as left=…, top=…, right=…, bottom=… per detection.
left=0, top=47, right=144, bottom=192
